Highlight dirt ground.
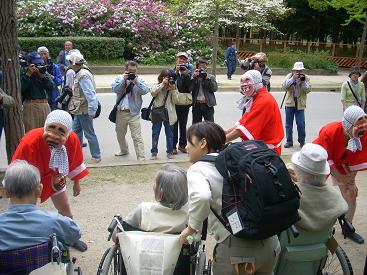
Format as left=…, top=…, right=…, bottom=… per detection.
left=0, top=162, right=366, bottom=275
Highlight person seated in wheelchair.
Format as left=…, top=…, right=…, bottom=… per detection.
left=0, top=160, right=81, bottom=252
left=120, top=164, right=188, bottom=234
left=289, top=143, right=348, bottom=232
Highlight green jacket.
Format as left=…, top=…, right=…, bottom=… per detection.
left=282, top=73, right=311, bottom=110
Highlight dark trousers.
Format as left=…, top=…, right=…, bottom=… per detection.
left=173, top=105, right=190, bottom=149
left=226, top=61, right=237, bottom=78
left=192, top=103, right=214, bottom=124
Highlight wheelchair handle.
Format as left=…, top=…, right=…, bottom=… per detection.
left=107, top=215, right=123, bottom=241
left=50, top=233, right=61, bottom=264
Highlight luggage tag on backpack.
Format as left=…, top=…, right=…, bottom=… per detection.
left=226, top=208, right=244, bottom=234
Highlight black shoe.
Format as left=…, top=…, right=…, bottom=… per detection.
left=72, top=240, right=88, bottom=252
left=346, top=231, right=365, bottom=244
left=284, top=143, right=293, bottom=148
left=300, top=143, right=305, bottom=148
left=82, top=143, right=87, bottom=148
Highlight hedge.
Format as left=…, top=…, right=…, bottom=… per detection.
left=18, top=37, right=125, bottom=61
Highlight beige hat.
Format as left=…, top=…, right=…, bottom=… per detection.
left=291, top=143, right=330, bottom=175
left=176, top=52, right=188, bottom=59
left=252, top=52, right=268, bottom=62
left=292, top=61, right=305, bottom=71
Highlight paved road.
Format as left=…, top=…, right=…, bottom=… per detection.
left=0, top=91, right=343, bottom=169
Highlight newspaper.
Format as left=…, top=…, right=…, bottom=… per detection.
left=118, top=231, right=182, bottom=275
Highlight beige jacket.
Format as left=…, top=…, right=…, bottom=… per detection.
left=0, top=88, right=15, bottom=110
left=282, top=73, right=311, bottom=110
left=150, top=83, right=192, bottom=125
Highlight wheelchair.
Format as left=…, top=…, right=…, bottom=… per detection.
left=0, top=234, right=81, bottom=275
left=96, top=215, right=212, bottom=275
left=275, top=215, right=354, bottom=275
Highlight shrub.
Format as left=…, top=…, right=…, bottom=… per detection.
left=18, top=37, right=125, bottom=61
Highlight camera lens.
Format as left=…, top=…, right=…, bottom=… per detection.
left=128, top=73, right=136, bottom=80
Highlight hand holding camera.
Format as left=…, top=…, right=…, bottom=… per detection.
left=194, top=68, right=207, bottom=79
left=124, top=71, right=137, bottom=83
left=176, top=64, right=189, bottom=76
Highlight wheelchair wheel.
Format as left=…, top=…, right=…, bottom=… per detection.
left=98, top=245, right=124, bottom=275
left=320, top=246, right=353, bottom=275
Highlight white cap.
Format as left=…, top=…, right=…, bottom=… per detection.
left=292, top=61, right=305, bottom=71
left=176, top=52, right=188, bottom=59
left=37, top=46, right=49, bottom=54
left=66, top=52, right=85, bottom=65
left=291, top=143, right=330, bottom=176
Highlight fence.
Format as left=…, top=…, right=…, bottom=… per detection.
left=220, top=38, right=367, bottom=68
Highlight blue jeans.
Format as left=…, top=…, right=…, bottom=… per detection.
left=72, top=114, right=101, bottom=159
left=285, top=107, right=305, bottom=145
left=151, top=120, right=173, bottom=154
left=226, top=61, right=236, bottom=78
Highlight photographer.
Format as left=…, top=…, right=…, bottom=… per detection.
left=38, top=47, right=62, bottom=110
left=111, top=60, right=150, bottom=161
left=190, top=58, right=218, bottom=124
left=240, top=52, right=272, bottom=91
left=282, top=61, right=311, bottom=148
left=172, top=52, right=194, bottom=154
left=21, top=51, right=53, bottom=132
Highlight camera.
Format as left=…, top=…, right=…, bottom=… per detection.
left=169, top=76, right=176, bottom=85
left=179, top=64, right=188, bottom=71
left=55, top=86, right=73, bottom=104
left=37, top=65, right=48, bottom=74
left=127, top=72, right=136, bottom=80
left=298, top=73, right=306, bottom=81
left=198, top=68, right=207, bottom=78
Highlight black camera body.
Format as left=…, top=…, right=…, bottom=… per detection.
left=56, top=86, right=73, bottom=104
left=198, top=68, right=207, bottom=78
left=127, top=72, right=136, bottom=80
left=298, top=73, right=306, bottom=81
left=179, top=64, right=188, bottom=71
left=37, top=65, right=48, bottom=74
left=169, top=76, right=176, bottom=85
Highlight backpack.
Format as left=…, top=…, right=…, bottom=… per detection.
left=200, top=140, right=300, bottom=240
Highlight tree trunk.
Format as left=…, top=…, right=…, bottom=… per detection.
left=0, top=0, right=24, bottom=163
left=211, top=3, right=219, bottom=76
left=357, top=17, right=367, bottom=66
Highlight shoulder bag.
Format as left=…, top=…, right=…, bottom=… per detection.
left=347, top=81, right=361, bottom=107
left=150, top=90, right=170, bottom=123
left=109, top=82, right=134, bottom=123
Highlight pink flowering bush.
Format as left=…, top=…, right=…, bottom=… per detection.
left=17, top=0, right=210, bottom=61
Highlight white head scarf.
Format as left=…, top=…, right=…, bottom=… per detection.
left=238, top=70, right=264, bottom=112
left=44, top=110, right=73, bottom=175
left=342, top=106, right=366, bottom=152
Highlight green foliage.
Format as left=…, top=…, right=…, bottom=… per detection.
left=18, top=37, right=125, bottom=61
left=267, top=50, right=339, bottom=72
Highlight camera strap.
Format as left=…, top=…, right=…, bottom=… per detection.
left=115, top=82, right=134, bottom=106
left=347, top=81, right=361, bottom=107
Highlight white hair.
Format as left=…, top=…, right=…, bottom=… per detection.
left=293, top=166, right=327, bottom=186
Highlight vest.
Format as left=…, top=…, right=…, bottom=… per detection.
left=69, top=68, right=96, bottom=115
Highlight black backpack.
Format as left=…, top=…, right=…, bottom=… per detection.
left=200, top=140, right=300, bottom=240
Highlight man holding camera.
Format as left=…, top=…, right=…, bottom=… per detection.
left=67, top=52, right=101, bottom=164
left=112, top=60, right=150, bottom=161
left=282, top=61, right=311, bottom=148
left=240, top=52, right=272, bottom=91
left=21, top=51, right=53, bottom=132
left=190, top=58, right=218, bottom=124
left=37, top=46, right=63, bottom=111
left=172, top=52, right=194, bottom=154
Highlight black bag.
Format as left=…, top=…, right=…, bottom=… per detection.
left=109, top=83, right=134, bottom=123
left=200, top=140, right=300, bottom=240
left=151, top=106, right=168, bottom=123
left=95, top=101, right=102, bottom=118
left=141, top=97, right=155, bottom=121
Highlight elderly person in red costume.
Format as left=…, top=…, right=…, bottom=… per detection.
left=313, top=105, right=367, bottom=244
left=11, top=109, right=89, bottom=251
left=226, top=70, right=284, bottom=155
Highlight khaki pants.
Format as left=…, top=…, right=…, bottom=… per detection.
left=213, top=235, right=280, bottom=275
left=23, top=102, right=50, bottom=133
left=115, top=111, right=145, bottom=160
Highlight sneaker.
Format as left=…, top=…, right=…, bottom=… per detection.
left=150, top=154, right=158, bottom=160
left=178, top=145, right=187, bottom=154
left=167, top=153, right=175, bottom=159
left=88, top=158, right=101, bottom=164
left=115, top=151, right=129, bottom=156
left=284, top=143, right=293, bottom=148
left=172, top=149, right=178, bottom=155
left=346, top=231, right=365, bottom=244
left=299, top=143, right=305, bottom=148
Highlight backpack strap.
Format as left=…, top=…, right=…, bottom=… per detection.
left=197, top=155, right=217, bottom=163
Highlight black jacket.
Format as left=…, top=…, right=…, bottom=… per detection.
left=191, top=74, right=218, bottom=107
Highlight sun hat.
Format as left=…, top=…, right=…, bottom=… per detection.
left=292, top=61, right=305, bottom=71
left=176, top=52, right=188, bottom=59
left=66, top=52, right=85, bottom=65
left=348, top=66, right=361, bottom=78
left=291, top=143, right=330, bottom=175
